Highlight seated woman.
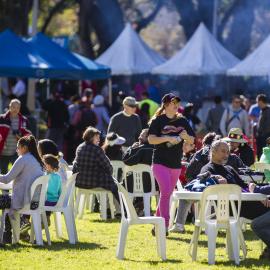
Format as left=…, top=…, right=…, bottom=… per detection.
left=38, top=139, right=68, bottom=183
left=0, top=135, right=44, bottom=244
left=224, top=128, right=255, bottom=167
left=72, top=126, right=120, bottom=213
left=102, top=132, right=126, bottom=160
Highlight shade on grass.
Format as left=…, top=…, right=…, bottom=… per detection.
left=0, top=211, right=268, bottom=270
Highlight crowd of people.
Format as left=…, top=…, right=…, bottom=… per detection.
left=1, top=84, right=270, bottom=260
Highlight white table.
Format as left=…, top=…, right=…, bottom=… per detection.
left=172, top=190, right=267, bottom=202
left=169, top=190, right=267, bottom=227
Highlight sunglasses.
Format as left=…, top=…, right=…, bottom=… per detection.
left=229, top=134, right=242, bottom=140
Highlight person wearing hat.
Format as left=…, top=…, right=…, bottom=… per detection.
left=224, top=128, right=254, bottom=167
left=148, top=93, right=195, bottom=235
left=107, top=96, right=142, bottom=149
left=93, top=95, right=110, bottom=134
left=102, top=132, right=126, bottom=161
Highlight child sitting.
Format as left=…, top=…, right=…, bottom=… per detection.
left=43, top=154, right=62, bottom=225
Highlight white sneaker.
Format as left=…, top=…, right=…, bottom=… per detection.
left=169, top=223, right=185, bottom=233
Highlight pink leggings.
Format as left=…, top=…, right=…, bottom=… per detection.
left=152, top=164, right=181, bottom=228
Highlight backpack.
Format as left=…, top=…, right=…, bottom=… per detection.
left=77, top=106, right=97, bottom=131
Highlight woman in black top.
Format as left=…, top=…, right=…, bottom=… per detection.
left=148, top=93, right=195, bottom=233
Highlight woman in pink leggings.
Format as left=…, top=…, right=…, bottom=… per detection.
left=148, top=93, right=194, bottom=235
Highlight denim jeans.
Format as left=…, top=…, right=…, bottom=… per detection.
left=251, top=210, right=270, bottom=247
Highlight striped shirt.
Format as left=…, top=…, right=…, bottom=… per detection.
left=2, top=116, right=19, bottom=156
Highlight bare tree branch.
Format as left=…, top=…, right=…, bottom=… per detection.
left=41, top=0, right=76, bottom=33
left=135, top=0, right=164, bottom=32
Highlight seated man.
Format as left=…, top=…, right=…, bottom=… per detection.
left=201, top=140, right=269, bottom=220
left=186, top=132, right=247, bottom=181
left=122, top=128, right=154, bottom=215
left=249, top=182, right=270, bottom=260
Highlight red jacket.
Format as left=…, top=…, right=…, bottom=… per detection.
left=0, top=111, right=31, bottom=155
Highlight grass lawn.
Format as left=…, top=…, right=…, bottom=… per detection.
left=0, top=211, right=269, bottom=270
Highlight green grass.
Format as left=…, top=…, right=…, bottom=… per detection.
left=0, top=211, right=268, bottom=270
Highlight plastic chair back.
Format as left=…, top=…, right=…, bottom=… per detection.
left=56, top=173, right=78, bottom=208
left=30, top=175, right=50, bottom=209
left=115, top=181, right=138, bottom=221
left=254, top=162, right=270, bottom=172
left=123, top=164, right=157, bottom=194
left=198, top=184, right=241, bottom=225
left=111, top=160, right=125, bottom=181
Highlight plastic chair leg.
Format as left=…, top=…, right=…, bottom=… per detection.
left=64, top=210, right=76, bottom=244
left=169, top=199, right=177, bottom=229
left=41, top=212, right=51, bottom=245
left=108, top=193, right=115, bottom=219
left=0, top=210, right=7, bottom=243
left=155, top=222, right=166, bottom=261
left=116, top=220, right=129, bottom=259
left=207, top=224, right=217, bottom=264
left=143, top=195, right=151, bottom=216
left=54, top=212, right=63, bottom=238
left=229, top=223, right=240, bottom=265
left=89, top=194, right=95, bottom=213
left=9, top=212, right=20, bottom=244
left=78, top=193, right=87, bottom=219
left=74, top=192, right=81, bottom=218
left=100, top=193, right=107, bottom=220
left=189, top=226, right=200, bottom=261
left=32, top=213, right=43, bottom=246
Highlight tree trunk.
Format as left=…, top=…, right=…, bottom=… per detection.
left=172, top=0, right=214, bottom=39
left=78, top=0, right=95, bottom=58
left=90, top=0, right=125, bottom=54
left=0, top=0, right=32, bottom=35
left=222, top=1, right=255, bottom=58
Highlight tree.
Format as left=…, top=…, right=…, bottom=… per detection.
left=0, top=0, right=33, bottom=35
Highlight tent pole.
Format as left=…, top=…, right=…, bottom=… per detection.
left=108, top=78, right=112, bottom=107
left=46, top=79, right=50, bottom=99
left=78, top=80, right=82, bottom=96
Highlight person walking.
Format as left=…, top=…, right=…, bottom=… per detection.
left=256, top=94, right=270, bottom=158
left=108, top=96, right=142, bottom=150
left=220, top=95, right=250, bottom=137
left=148, top=93, right=195, bottom=235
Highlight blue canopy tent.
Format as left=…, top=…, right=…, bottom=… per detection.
left=0, top=29, right=50, bottom=78
left=27, top=33, right=111, bottom=80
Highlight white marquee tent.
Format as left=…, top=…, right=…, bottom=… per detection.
left=152, top=23, right=239, bottom=76
left=227, top=34, right=270, bottom=76
left=96, top=23, right=165, bottom=75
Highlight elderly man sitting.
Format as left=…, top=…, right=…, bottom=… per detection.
left=201, top=140, right=269, bottom=220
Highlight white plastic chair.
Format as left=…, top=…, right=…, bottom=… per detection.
left=115, top=181, right=166, bottom=261
left=123, top=164, right=159, bottom=216
left=111, top=160, right=125, bottom=182
left=189, top=184, right=246, bottom=265
left=169, top=180, right=184, bottom=229
left=74, top=188, right=115, bottom=220
left=0, top=175, right=50, bottom=246
left=254, top=162, right=270, bottom=172
left=44, top=173, right=78, bottom=244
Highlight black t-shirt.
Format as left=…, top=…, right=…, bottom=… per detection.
left=200, top=162, right=247, bottom=189
left=148, top=114, right=195, bottom=168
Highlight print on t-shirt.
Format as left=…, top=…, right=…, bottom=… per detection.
left=161, top=125, right=185, bottom=147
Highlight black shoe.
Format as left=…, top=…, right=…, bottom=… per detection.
left=259, top=247, right=270, bottom=259
left=93, top=199, right=100, bottom=213
left=106, top=209, right=112, bottom=219
left=115, top=213, right=122, bottom=220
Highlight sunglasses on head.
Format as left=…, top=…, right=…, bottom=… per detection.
left=229, top=134, right=242, bottom=140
